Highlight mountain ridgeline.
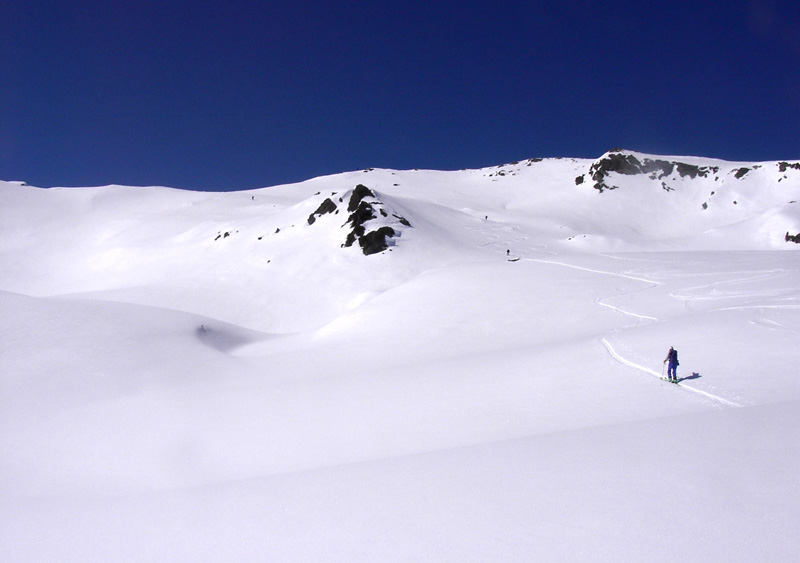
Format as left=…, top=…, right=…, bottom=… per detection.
left=294, top=149, right=800, bottom=255
left=1, top=149, right=799, bottom=281
left=0, top=149, right=799, bottom=334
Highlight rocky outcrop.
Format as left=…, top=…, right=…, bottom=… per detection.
left=307, top=198, right=337, bottom=225
left=584, top=150, right=720, bottom=192
left=307, top=184, right=411, bottom=256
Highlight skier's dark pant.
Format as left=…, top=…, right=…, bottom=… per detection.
left=667, top=362, right=678, bottom=380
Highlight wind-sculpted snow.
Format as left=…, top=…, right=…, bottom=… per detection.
left=1, top=151, right=799, bottom=561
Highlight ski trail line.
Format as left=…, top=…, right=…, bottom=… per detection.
left=521, top=257, right=657, bottom=284
left=600, top=338, right=742, bottom=408
left=594, top=299, right=659, bottom=322
left=522, top=256, right=660, bottom=322
left=519, top=255, right=744, bottom=408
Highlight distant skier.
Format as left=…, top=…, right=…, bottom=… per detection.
left=663, top=346, right=679, bottom=383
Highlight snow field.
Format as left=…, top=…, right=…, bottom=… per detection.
left=1, top=153, right=799, bottom=561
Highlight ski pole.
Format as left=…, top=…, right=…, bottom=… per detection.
left=661, top=362, right=666, bottom=380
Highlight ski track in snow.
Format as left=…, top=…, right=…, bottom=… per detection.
left=519, top=255, right=661, bottom=327
left=511, top=254, right=746, bottom=409
left=470, top=217, right=770, bottom=411
left=669, top=270, right=796, bottom=311
left=594, top=298, right=658, bottom=322
left=600, top=338, right=743, bottom=408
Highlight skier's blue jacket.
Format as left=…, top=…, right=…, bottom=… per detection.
left=665, top=348, right=678, bottom=366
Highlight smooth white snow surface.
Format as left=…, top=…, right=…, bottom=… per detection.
left=1, top=152, right=800, bottom=561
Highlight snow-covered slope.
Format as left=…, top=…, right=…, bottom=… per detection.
left=1, top=150, right=799, bottom=561
left=2, top=149, right=798, bottom=331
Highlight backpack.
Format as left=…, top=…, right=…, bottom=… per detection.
left=670, top=349, right=679, bottom=365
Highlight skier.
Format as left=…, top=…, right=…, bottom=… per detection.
left=663, top=346, right=679, bottom=383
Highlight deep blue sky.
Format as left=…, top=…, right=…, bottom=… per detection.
left=1, top=0, right=799, bottom=191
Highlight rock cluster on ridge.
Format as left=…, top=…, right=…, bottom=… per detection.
left=307, top=184, right=411, bottom=255
left=575, top=149, right=783, bottom=193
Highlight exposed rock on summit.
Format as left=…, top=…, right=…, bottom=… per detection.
left=585, top=150, right=719, bottom=192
